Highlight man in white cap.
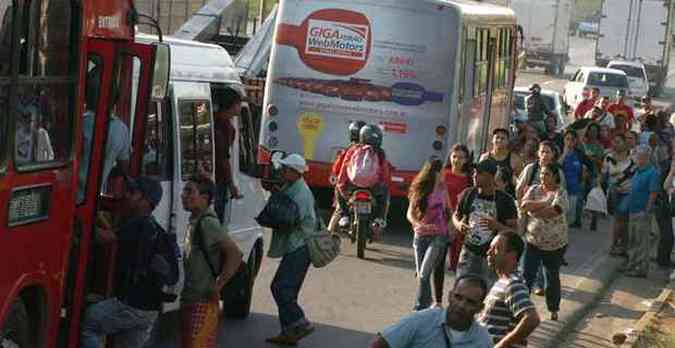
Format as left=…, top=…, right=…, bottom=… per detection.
left=266, top=153, right=317, bottom=345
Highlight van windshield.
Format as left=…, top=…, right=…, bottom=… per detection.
left=609, top=65, right=643, bottom=79
left=587, top=72, right=629, bottom=88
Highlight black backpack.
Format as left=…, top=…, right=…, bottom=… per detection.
left=146, top=219, right=181, bottom=302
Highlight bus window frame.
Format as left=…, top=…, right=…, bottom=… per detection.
left=11, top=0, right=79, bottom=173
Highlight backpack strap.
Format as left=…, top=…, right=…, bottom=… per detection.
left=193, top=216, right=221, bottom=279
left=527, top=161, right=540, bottom=186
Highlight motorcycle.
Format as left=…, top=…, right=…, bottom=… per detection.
left=346, top=189, right=375, bottom=259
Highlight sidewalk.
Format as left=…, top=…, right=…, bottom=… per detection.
left=527, top=216, right=626, bottom=348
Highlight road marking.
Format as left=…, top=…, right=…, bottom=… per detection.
left=542, top=80, right=555, bottom=85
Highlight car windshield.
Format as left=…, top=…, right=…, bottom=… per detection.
left=515, top=92, right=556, bottom=111
left=609, top=65, right=643, bottom=79
left=587, top=72, right=629, bottom=88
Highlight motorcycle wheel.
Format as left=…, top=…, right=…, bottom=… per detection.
left=356, top=215, right=367, bottom=259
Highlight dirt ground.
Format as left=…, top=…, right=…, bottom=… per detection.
left=636, top=298, right=675, bottom=348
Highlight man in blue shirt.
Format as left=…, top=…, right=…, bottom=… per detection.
left=623, top=144, right=661, bottom=278
left=372, top=274, right=493, bottom=348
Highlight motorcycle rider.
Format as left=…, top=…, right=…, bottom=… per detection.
left=525, top=83, right=553, bottom=138
left=335, top=124, right=391, bottom=238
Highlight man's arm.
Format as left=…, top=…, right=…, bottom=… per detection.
left=495, top=308, right=540, bottom=348
left=213, top=233, right=243, bottom=298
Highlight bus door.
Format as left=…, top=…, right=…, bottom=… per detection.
left=65, top=39, right=166, bottom=347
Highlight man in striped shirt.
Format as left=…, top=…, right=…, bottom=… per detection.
left=479, top=232, right=540, bottom=348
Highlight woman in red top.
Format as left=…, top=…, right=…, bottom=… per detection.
left=440, top=144, right=472, bottom=277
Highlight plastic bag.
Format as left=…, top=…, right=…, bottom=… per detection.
left=584, top=186, right=607, bottom=215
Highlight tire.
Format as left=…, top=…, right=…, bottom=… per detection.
left=0, top=300, right=31, bottom=348
left=222, top=247, right=257, bottom=319
left=356, top=216, right=367, bottom=259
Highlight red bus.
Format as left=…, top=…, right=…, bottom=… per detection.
left=0, top=0, right=168, bottom=346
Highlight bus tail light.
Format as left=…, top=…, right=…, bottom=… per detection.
left=354, top=191, right=372, bottom=202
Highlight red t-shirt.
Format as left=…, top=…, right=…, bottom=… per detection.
left=607, top=103, right=635, bottom=124
left=444, top=169, right=471, bottom=211
left=575, top=98, right=596, bottom=119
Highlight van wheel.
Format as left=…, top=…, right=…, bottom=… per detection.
left=0, top=300, right=31, bottom=348
left=222, top=247, right=257, bottom=319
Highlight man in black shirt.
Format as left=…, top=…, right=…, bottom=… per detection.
left=81, top=177, right=178, bottom=348
left=453, top=160, right=518, bottom=287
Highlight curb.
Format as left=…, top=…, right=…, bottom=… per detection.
left=620, top=281, right=674, bottom=347
left=539, top=253, right=625, bottom=348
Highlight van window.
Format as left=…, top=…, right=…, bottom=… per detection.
left=141, top=100, right=173, bottom=179
left=238, top=105, right=259, bottom=177
left=608, top=64, right=644, bottom=79
left=179, top=100, right=212, bottom=180
left=587, top=72, right=629, bottom=88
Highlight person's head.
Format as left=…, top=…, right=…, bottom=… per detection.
left=581, top=87, right=590, bottom=99
left=487, top=232, right=524, bottom=273
left=539, top=163, right=562, bottom=189
left=641, top=96, right=652, bottom=108
left=529, top=83, right=541, bottom=95
left=492, top=128, right=510, bottom=151
left=446, top=274, right=488, bottom=329
left=613, top=133, right=627, bottom=153
left=626, top=130, right=639, bottom=149
left=473, top=159, right=497, bottom=190
left=545, top=115, right=557, bottom=132
left=212, top=87, right=242, bottom=120
left=447, top=144, right=472, bottom=174
left=126, top=176, right=163, bottom=215
left=494, top=166, right=510, bottom=191
left=645, top=113, right=659, bottom=131
left=616, top=89, right=626, bottom=103
left=598, top=97, right=610, bottom=111
left=409, top=159, right=444, bottom=220
left=181, top=175, right=214, bottom=213
left=591, top=87, right=600, bottom=99
left=348, top=120, right=367, bottom=143
left=276, top=153, right=307, bottom=182
left=563, top=129, right=577, bottom=149
left=635, top=144, right=652, bottom=168
left=538, top=140, right=558, bottom=165
left=586, top=123, right=600, bottom=140
left=359, top=124, right=383, bottom=147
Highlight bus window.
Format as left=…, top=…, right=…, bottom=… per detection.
left=0, top=2, right=12, bottom=76
left=238, top=105, right=259, bottom=177
left=179, top=100, right=212, bottom=180
left=141, top=100, right=173, bottom=179
left=474, top=28, right=489, bottom=96
left=14, top=0, right=74, bottom=168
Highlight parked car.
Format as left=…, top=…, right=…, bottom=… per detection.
left=513, top=86, right=568, bottom=129
left=607, top=60, right=650, bottom=101
left=563, top=66, right=629, bottom=110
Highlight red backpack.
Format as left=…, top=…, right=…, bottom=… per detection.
left=346, top=145, right=381, bottom=188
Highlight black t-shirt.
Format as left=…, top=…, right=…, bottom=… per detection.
left=456, top=187, right=518, bottom=255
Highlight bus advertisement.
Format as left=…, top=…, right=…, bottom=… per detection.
left=258, top=0, right=518, bottom=198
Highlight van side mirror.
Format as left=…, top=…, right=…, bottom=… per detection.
left=151, top=43, right=170, bottom=100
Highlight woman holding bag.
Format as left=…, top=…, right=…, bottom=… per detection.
left=407, top=160, right=450, bottom=310
left=520, top=163, right=569, bottom=321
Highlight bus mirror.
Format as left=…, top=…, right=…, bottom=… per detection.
left=151, top=43, right=170, bottom=100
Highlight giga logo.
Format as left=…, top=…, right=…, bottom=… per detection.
left=305, top=19, right=369, bottom=61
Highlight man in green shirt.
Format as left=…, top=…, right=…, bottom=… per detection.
left=266, top=153, right=317, bottom=345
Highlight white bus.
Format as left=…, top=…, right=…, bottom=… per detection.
left=257, top=0, right=518, bottom=198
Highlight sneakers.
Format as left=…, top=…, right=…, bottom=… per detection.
left=550, top=311, right=558, bottom=321
left=266, top=324, right=315, bottom=346
left=338, top=216, right=350, bottom=228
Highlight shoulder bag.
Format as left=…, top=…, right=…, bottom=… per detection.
left=306, top=207, right=341, bottom=268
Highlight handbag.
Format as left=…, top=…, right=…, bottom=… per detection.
left=255, top=191, right=301, bottom=230
left=306, top=207, right=341, bottom=268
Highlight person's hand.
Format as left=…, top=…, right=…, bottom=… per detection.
left=479, top=216, right=498, bottom=231
left=230, top=184, right=243, bottom=199
left=210, top=276, right=226, bottom=301
left=457, top=222, right=471, bottom=235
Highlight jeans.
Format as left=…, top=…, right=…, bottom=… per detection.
left=413, top=235, right=448, bottom=310
left=567, top=193, right=581, bottom=225
left=271, top=245, right=311, bottom=332
left=523, top=243, right=566, bottom=312
left=80, top=298, right=158, bottom=348
left=519, top=250, right=546, bottom=290
left=214, top=183, right=230, bottom=225
left=456, top=246, right=496, bottom=289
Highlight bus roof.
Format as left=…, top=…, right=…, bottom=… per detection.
left=136, top=33, right=242, bottom=85
left=436, top=0, right=516, bottom=24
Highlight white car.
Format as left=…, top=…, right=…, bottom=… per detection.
left=607, top=60, right=650, bottom=100
left=563, top=66, right=630, bottom=110
left=513, top=87, right=568, bottom=129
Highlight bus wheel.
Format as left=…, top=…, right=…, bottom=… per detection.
left=0, top=300, right=31, bottom=348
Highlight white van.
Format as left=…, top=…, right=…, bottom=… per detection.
left=134, top=33, right=266, bottom=317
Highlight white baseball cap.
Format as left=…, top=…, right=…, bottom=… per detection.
left=275, top=153, right=308, bottom=174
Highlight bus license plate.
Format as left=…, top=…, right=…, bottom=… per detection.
left=354, top=201, right=371, bottom=215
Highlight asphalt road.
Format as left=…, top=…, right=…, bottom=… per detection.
left=146, top=36, right=675, bottom=348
